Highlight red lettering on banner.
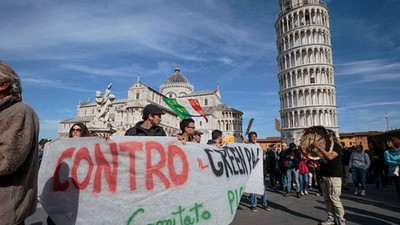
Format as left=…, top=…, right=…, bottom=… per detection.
left=71, top=147, right=94, bottom=190
left=197, top=157, right=209, bottom=170
left=52, top=140, right=190, bottom=193
left=168, top=144, right=189, bottom=186
left=145, top=141, right=171, bottom=190
left=119, top=141, right=143, bottom=191
left=93, top=143, right=119, bottom=193
left=53, top=147, right=76, bottom=191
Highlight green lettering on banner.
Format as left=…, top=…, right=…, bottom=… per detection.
left=127, top=202, right=212, bottom=225
left=126, top=208, right=145, bottom=225
left=227, top=186, right=244, bottom=215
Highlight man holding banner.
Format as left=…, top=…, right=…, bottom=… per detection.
left=125, top=104, right=166, bottom=136
left=248, top=131, right=271, bottom=212
left=180, top=118, right=196, bottom=142
left=207, top=129, right=223, bottom=149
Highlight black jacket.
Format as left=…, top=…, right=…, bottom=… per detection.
left=125, top=121, right=166, bottom=136
left=282, top=148, right=301, bottom=169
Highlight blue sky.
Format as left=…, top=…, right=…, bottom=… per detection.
left=1, top=0, right=399, bottom=140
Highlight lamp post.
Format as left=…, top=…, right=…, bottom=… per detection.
left=385, top=112, right=390, bottom=131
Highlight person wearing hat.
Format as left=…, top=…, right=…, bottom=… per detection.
left=193, top=130, right=203, bottom=143
left=125, top=104, right=166, bottom=136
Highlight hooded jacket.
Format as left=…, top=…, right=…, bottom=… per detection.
left=0, top=95, right=40, bottom=225
left=349, top=151, right=371, bottom=171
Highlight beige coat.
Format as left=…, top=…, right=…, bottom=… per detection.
left=0, top=96, right=40, bottom=225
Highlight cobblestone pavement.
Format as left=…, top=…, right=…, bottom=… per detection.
left=26, top=182, right=400, bottom=225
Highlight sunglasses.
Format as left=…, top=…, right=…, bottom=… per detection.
left=72, top=128, right=82, bottom=132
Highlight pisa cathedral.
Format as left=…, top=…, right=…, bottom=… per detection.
left=58, top=66, right=243, bottom=142
left=276, top=0, right=339, bottom=144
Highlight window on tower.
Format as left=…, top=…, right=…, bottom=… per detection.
left=310, top=77, right=315, bottom=83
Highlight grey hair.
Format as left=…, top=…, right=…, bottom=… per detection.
left=0, top=60, right=22, bottom=99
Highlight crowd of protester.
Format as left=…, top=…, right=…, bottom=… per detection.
left=1, top=60, right=400, bottom=225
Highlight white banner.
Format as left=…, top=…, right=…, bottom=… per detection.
left=38, top=137, right=263, bottom=225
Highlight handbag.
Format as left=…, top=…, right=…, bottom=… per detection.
left=284, top=160, right=293, bottom=168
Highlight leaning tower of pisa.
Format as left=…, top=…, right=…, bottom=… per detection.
left=275, top=0, right=339, bottom=145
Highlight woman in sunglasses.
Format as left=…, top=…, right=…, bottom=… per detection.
left=68, top=123, right=90, bottom=138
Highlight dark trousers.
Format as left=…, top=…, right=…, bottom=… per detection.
left=269, top=163, right=278, bottom=187
left=373, top=167, right=387, bottom=188
left=393, top=176, right=400, bottom=197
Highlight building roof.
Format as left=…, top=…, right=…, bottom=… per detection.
left=258, top=137, right=281, bottom=142
left=60, top=116, right=93, bottom=123
left=184, top=89, right=217, bottom=97
left=339, top=131, right=382, bottom=138
left=163, top=66, right=190, bottom=84
left=202, top=104, right=243, bottom=115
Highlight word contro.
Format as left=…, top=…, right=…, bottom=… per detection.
left=127, top=202, right=211, bottom=225
left=204, top=146, right=260, bottom=178
left=53, top=141, right=189, bottom=193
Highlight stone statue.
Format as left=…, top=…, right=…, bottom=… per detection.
left=93, top=83, right=115, bottom=124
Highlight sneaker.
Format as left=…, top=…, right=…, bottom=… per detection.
left=353, top=190, right=359, bottom=195
left=250, top=206, right=258, bottom=212
left=296, top=192, right=301, bottom=198
left=360, top=190, right=366, bottom=196
left=304, top=190, right=308, bottom=195
left=316, top=192, right=321, bottom=196
left=263, top=205, right=272, bottom=211
left=300, top=191, right=304, bottom=196
left=320, top=220, right=335, bottom=225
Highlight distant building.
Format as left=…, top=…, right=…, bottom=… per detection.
left=261, top=131, right=382, bottom=152
left=275, top=0, right=339, bottom=145
left=58, top=66, right=243, bottom=143
left=339, top=131, right=382, bottom=150
left=258, top=137, right=284, bottom=151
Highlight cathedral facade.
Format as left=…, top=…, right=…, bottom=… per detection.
left=275, top=0, right=339, bottom=145
left=58, top=66, right=243, bottom=143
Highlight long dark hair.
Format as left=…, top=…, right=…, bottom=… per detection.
left=69, top=123, right=90, bottom=138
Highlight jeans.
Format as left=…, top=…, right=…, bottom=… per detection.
left=351, top=168, right=367, bottom=191
left=282, top=169, right=287, bottom=190
left=286, top=168, right=300, bottom=193
left=250, top=180, right=267, bottom=207
left=298, top=173, right=309, bottom=193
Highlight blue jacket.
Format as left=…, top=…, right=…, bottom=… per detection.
left=384, top=148, right=400, bottom=176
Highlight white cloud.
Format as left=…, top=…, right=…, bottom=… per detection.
left=339, top=101, right=400, bottom=111
left=217, top=57, right=233, bottom=65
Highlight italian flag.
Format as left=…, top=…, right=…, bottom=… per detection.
left=163, top=97, right=208, bottom=122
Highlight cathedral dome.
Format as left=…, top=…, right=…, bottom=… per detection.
left=163, top=66, right=190, bottom=84
left=159, top=66, right=194, bottom=97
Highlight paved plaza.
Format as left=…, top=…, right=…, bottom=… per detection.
left=26, top=182, right=399, bottom=225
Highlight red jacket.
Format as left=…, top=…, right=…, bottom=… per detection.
left=299, top=155, right=314, bottom=174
